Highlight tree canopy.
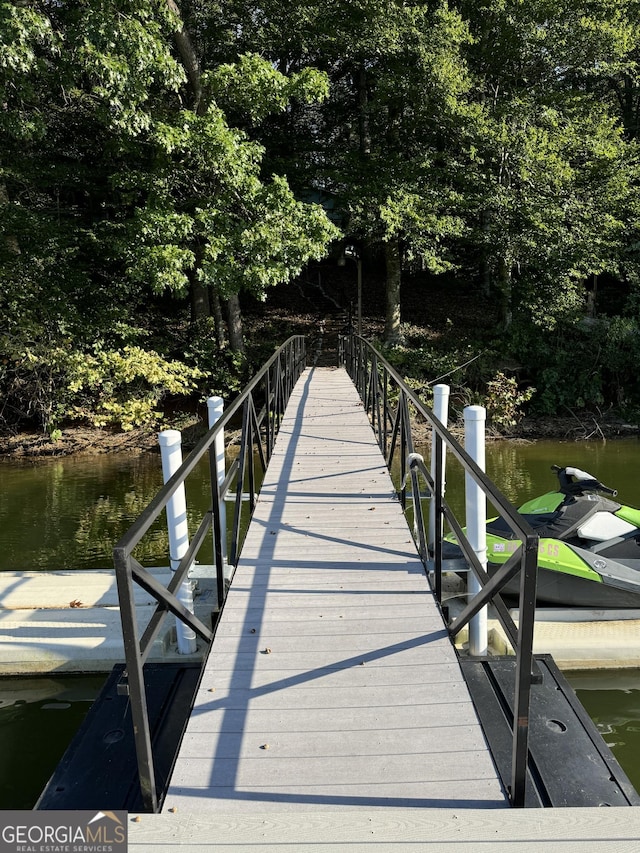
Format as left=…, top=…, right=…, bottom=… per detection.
left=2, top=0, right=640, bottom=432
left=0, top=0, right=338, bottom=431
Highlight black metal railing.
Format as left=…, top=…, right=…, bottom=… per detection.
left=339, top=334, right=539, bottom=808
left=113, top=335, right=306, bottom=812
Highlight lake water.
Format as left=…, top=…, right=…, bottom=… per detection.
left=0, top=674, right=106, bottom=808
left=1, top=436, right=640, bottom=805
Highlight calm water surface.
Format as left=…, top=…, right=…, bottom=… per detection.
left=0, top=451, right=215, bottom=571
left=565, top=668, right=640, bottom=794
left=0, top=675, right=106, bottom=808
left=2, top=438, right=639, bottom=570
left=1, top=436, right=640, bottom=804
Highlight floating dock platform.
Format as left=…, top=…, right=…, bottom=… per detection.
left=124, top=806, right=640, bottom=852
left=3, top=571, right=640, bottom=674
left=0, top=568, right=217, bottom=674
left=37, top=369, right=640, bottom=829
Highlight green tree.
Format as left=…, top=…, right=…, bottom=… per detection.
left=454, top=0, right=639, bottom=327
left=161, top=4, right=338, bottom=348
left=200, top=0, right=474, bottom=344
left=0, top=0, right=338, bottom=430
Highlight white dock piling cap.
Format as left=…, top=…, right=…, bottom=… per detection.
left=158, top=429, right=182, bottom=447
left=464, top=405, right=486, bottom=422
left=207, top=396, right=224, bottom=421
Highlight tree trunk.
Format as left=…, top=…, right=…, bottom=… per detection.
left=225, top=293, right=246, bottom=354
left=480, top=210, right=491, bottom=297
left=190, top=279, right=210, bottom=321
left=497, top=256, right=513, bottom=329
left=383, top=240, right=402, bottom=345
left=210, top=289, right=226, bottom=348
left=167, top=0, right=247, bottom=341
left=585, top=274, right=598, bottom=318
left=356, top=65, right=371, bottom=155
left=167, top=0, right=203, bottom=112
left=1, top=183, right=20, bottom=255
left=613, top=74, right=640, bottom=141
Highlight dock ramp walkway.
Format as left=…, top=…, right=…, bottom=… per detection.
left=164, top=366, right=507, bottom=812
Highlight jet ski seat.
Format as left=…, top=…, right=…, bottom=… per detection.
left=577, top=511, right=637, bottom=542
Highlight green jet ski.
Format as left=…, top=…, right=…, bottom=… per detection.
left=447, top=465, right=640, bottom=608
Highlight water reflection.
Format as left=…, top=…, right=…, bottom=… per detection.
left=486, top=438, right=640, bottom=508
left=2, top=439, right=639, bottom=572
left=0, top=453, right=219, bottom=571
left=566, top=669, right=640, bottom=792
left=440, top=437, right=640, bottom=517
left=0, top=674, right=106, bottom=808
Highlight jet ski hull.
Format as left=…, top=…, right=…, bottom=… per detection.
left=444, top=473, right=640, bottom=608
left=487, top=559, right=640, bottom=608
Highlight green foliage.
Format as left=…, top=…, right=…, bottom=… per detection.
left=66, top=345, right=202, bottom=431
left=0, top=2, right=57, bottom=140
left=73, top=0, right=186, bottom=134
left=340, top=1, right=474, bottom=267
left=4, top=0, right=640, bottom=432
left=198, top=173, right=340, bottom=298
left=0, top=3, right=54, bottom=76
left=206, top=53, right=330, bottom=125
left=376, top=334, right=491, bottom=416
left=0, top=340, right=201, bottom=433
left=0, top=0, right=339, bottom=433
left=123, top=208, right=196, bottom=295
left=485, top=372, right=535, bottom=432
left=205, top=0, right=640, bottom=349
left=506, top=316, right=640, bottom=415
left=181, top=318, right=248, bottom=396
left=381, top=337, right=476, bottom=389
left=0, top=339, right=67, bottom=435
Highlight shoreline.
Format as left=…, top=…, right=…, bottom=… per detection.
left=1, top=413, right=638, bottom=461
left=0, top=417, right=218, bottom=461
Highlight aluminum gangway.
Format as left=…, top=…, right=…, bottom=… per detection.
left=163, top=366, right=508, bottom=812
left=39, top=338, right=639, bottom=830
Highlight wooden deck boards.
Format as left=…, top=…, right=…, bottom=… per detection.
left=130, top=807, right=640, bottom=852
left=164, top=367, right=507, bottom=812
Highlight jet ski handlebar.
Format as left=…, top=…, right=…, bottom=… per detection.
left=551, top=464, right=617, bottom=497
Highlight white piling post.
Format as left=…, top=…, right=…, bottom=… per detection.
left=429, top=384, right=450, bottom=546
left=464, top=405, right=488, bottom=657
left=207, top=396, right=228, bottom=567
left=158, top=430, right=197, bottom=655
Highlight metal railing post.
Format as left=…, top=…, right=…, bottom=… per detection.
left=399, top=391, right=412, bottom=510
left=383, top=370, right=389, bottom=457
left=265, top=368, right=273, bottom=458
left=230, top=397, right=251, bottom=566
left=434, top=433, right=444, bottom=604
left=207, top=397, right=227, bottom=604
left=207, top=397, right=227, bottom=564
left=408, top=454, right=428, bottom=561
left=113, top=547, right=158, bottom=813
left=511, top=537, right=539, bottom=807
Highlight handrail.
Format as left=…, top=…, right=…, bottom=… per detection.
left=113, top=335, right=306, bottom=812
left=339, top=333, right=539, bottom=808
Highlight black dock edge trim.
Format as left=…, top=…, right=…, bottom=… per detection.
left=460, top=654, right=640, bottom=808
left=36, top=662, right=201, bottom=812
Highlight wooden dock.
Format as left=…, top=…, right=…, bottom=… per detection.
left=164, top=366, right=508, bottom=812
left=128, top=807, right=640, bottom=852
